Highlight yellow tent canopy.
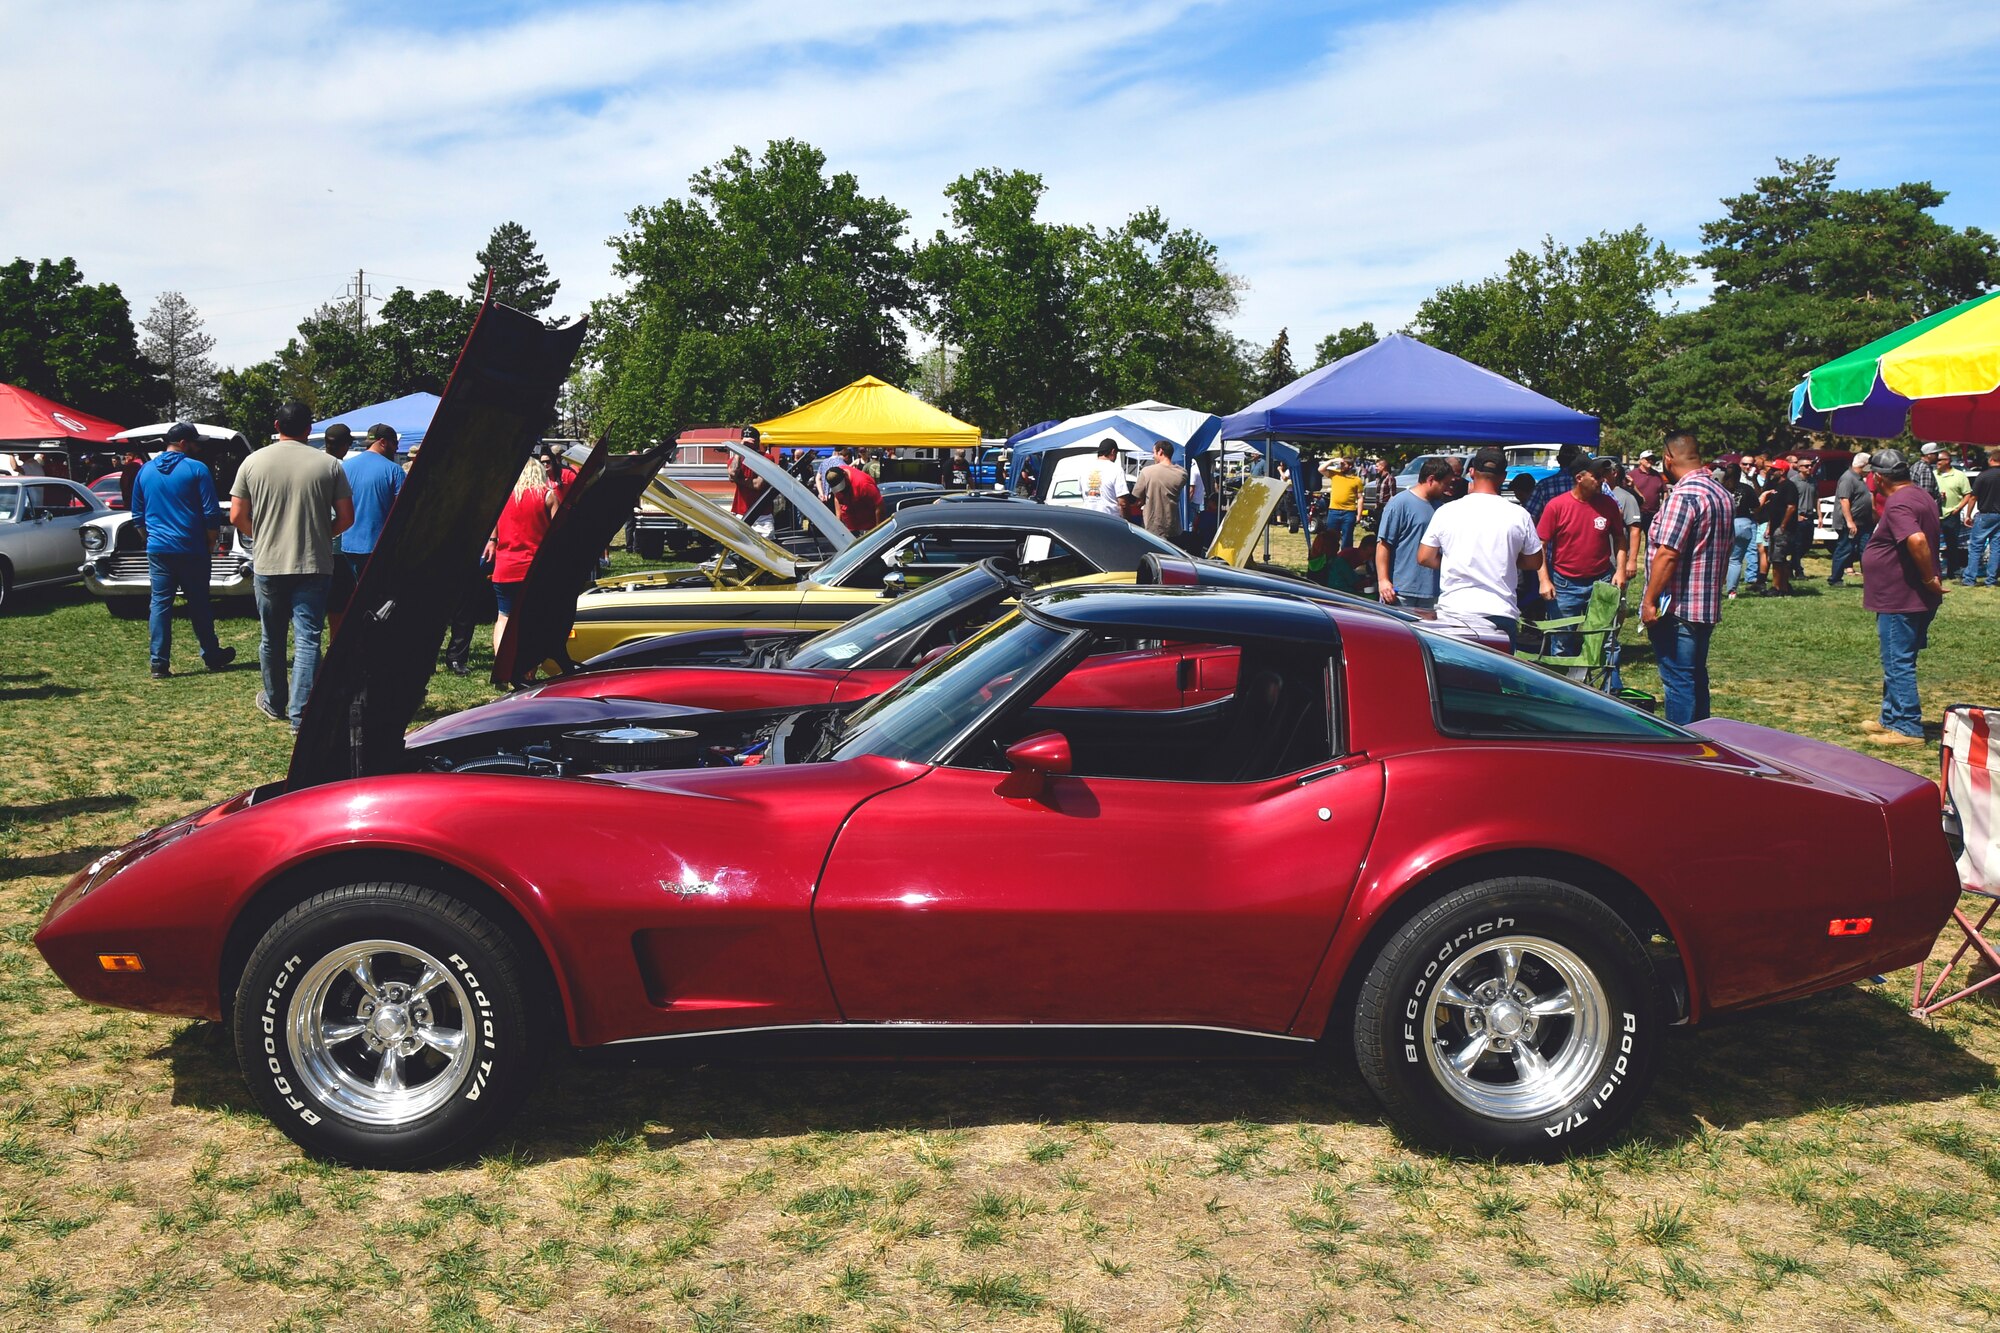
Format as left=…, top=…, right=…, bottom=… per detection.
left=753, top=375, right=980, bottom=450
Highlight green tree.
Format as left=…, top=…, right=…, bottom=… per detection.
left=376, top=287, right=473, bottom=396
left=594, top=139, right=916, bottom=447
left=470, top=221, right=561, bottom=315
left=139, top=290, right=218, bottom=420
left=913, top=168, right=1086, bottom=433
left=215, top=360, right=285, bottom=443
left=1630, top=156, right=2000, bottom=451
left=1071, top=207, right=1249, bottom=413
left=290, top=298, right=389, bottom=415
left=1252, top=327, right=1298, bottom=398
left=0, top=257, right=159, bottom=422
left=1312, top=322, right=1378, bottom=368
left=1415, top=226, right=1691, bottom=425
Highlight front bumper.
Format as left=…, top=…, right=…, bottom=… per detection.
left=81, top=552, right=254, bottom=598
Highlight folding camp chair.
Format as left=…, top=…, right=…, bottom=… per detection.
left=1516, top=580, right=1625, bottom=689
left=1912, top=704, right=2000, bottom=1018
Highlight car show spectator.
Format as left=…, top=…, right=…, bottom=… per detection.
left=824, top=464, right=881, bottom=534
left=1640, top=431, right=1733, bottom=725
left=1757, top=458, right=1798, bottom=597
left=1080, top=439, right=1128, bottom=520
left=1130, top=441, right=1187, bottom=542
left=1860, top=448, right=1945, bottom=745
left=1787, top=456, right=1816, bottom=577
left=1417, top=446, right=1543, bottom=649
left=1604, top=461, right=1645, bottom=577
left=1935, top=447, right=1971, bottom=577
left=1829, top=451, right=1875, bottom=585
left=1375, top=457, right=1449, bottom=609
left=339, top=424, right=405, bottom=582
left=1443, top=454, right=1468, bottom=501
left=816, top=445, right=853, bottom=499
left=1525, top=442, right=1586, bottom=521
left=322, top=423, right=353, bottom=459
left=1721, top=464, right=1760, bottom=599
left=231, top=402, right=353, bottom=731
left=728, top=426, right=768, bottom=516
left=131, top=422, right=236, bottom=679
left=488, top=455, right=562, bottom=660
left=1964, top=448, right=2000, bottom=587
left=1909, top=444, right=1942, bottom=504
left=117, top=449, right=145, bottom=508
left=1317, top=457, right=1363, bottom=552
left=1535, top=456, right=1629, bottom=658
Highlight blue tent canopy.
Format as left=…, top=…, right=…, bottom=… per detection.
left=313, top=392, right=441, bottom=450
left=1221, top=333, right=1599, bottom=447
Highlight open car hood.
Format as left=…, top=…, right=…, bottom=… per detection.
left=724, top=442, right=853, bottom=552
left=496, top=437, right=676, bottom=683
left=629, top=472, right=804, bottom=582
left=287, top=300, right=588, bottom=789
left=1206, top=476, right=1285, bottom=568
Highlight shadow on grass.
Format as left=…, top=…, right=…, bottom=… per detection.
left=155, top=979, right=1997, bottom=1165
left=1, top=794, right=136, bottom=823
left=0, top=682, right=83, bottom=700
left=0, top=844, right=122, bottom=880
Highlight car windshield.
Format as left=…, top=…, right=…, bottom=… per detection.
left=789, top=563, right=1011, bottom=670
left=1506, top=445, right=1562, bottom=469
left=807, top=520, right=903, bottom=586
left=826, top=613, right=1071, bottom=765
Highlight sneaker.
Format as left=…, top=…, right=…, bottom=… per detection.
left=1861, top=719, right=1885, bottom=734
left=203, top=646, right=238, bottom=672
left=444, top=661, right=470, bottom=677
left=149, top=664, right=170, bottom=679
left=1865, top=730, right=1924, bottom=747
left=255, top=691, right=286, bottom=723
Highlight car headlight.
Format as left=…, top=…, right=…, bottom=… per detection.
left=81, top=526, right=107, bottom=552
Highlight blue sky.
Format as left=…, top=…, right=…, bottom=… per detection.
left=4, top=0, right=1998, bottom=372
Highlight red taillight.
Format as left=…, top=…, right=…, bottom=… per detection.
left=1828, top=918, right=1873, bottom=937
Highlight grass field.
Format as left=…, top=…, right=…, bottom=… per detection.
left=4, top=542, right=2000, bottom=1331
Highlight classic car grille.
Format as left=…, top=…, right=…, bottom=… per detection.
left=106, top=552, right=245, bottom=583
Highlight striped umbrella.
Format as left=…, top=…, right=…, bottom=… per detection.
left=1790, top=289, right=2000, bottom=443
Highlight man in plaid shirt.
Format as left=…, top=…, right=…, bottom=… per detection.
left=1641, top=431, right=1734, bottom=724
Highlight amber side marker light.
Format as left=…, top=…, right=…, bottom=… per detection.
left=97, top=954, right=144, bottom=972
left=1828, top=918, right=1873, bottom=937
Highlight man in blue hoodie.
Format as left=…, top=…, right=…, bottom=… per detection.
left=130, top=423, right=236, bottom=678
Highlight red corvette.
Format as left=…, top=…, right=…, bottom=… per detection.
left=34, top=308, right=1963, bottom=1168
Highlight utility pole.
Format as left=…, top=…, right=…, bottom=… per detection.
left=345, top=268, right=374, bottom=334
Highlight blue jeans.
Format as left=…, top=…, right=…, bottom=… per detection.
left=1876, top=610, right=1934, bottom=737
left=1940, top=514, right=1964, bottom=577
left=1546, top=571, right=1599, bottom=658
left=1481, top=615, right=1520, bottom=651
left=1646, top=616, right=1714, bottom=725
left=255, top=573, right=331, bottom=726
left=1725, top=517, right=1757, bottom=593
left=1323, top=509, right=1356, bottom=553
left=148, top=550, right=222, bottom=669
left=1964, top=513, right=2000, bottom=585
left=1830, top=523, right=1871, bottom=583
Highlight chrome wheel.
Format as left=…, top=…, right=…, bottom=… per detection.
left=287, top=940, right=475, bottom=1127
left=1421, top=934, right=1608, bottom=1122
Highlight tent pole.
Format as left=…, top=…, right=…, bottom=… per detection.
left=1261, top=439, right=1273, bottom=565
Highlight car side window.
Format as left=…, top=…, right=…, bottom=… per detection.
left=969, top=634, right=1338, bottom=784
left=0, top=485, right=20, bottom=522
left=1423, top=633, right=1683, bottom=738
left=29, top=482, right=88, bottom=514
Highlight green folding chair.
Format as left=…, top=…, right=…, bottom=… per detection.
left=1517, top=580, right=1625, bottom=688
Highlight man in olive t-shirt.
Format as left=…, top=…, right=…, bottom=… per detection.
left=230, top=402, right=354, bottom=731
left=1129, top=441, right=1187, bottom=542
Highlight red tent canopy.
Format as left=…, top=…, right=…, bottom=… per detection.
left=0, top=384, right=125, bottom=446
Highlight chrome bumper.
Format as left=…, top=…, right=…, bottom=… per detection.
left=81, top=552, right=254, bottom=597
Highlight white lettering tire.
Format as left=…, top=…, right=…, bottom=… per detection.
left=232, top=882, right=547, bottom=1169
left=1353, top=877, right=1661, bottom=1158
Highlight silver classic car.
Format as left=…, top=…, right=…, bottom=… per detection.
left=77, top=424, right=254, bottom=616
left=0, top=475, right=108, bottom=609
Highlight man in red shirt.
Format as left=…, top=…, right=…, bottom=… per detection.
left=728, top=426, right=768, bottom=518
left=825, top=464, right=882, bottom=534
left=1535, top=456, right=1630, bottom=658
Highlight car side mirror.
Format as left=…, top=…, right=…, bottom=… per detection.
left=882, top=570, right=910, bottom=598
left=997, top=730, right=1070, bottom=800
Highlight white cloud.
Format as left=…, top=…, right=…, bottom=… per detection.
left=3, top=0, right=1996, bottom=387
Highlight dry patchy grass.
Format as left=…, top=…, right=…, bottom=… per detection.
left=4, top=551, right=2000, bottom=1331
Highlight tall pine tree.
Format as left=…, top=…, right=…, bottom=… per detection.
left=470, top=222, right=561, bottom=315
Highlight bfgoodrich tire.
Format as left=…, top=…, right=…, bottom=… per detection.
left=1353, top=877, right=1662, bottom=1158
left=232, top=882, right=549, bottom=1168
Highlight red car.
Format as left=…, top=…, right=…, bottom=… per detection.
left=34, top=309, right=1962, bottom=1168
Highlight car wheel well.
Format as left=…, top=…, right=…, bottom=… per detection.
left=1323, top=849, right=1689, bottom=1037
left=218, top=849, right=566, bottom=1036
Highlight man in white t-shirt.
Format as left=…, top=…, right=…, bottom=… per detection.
left=1418, top=446, right=1545, bottom=649
left=1080, top=438, right=1129, bottom=520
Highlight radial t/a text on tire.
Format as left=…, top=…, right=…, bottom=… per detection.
left=1353, top=876, right=1662, bottom=1158
left=231, top=881, right=548, bottom=1169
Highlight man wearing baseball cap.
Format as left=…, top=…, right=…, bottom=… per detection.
left=1417, top=446, right=1544, bottom=648
left=339, top=423, right=405, bottom=583
left=130, top=422, right=236, bottom=678
left=1628, top=451, right=1665, bottom=529
left=1860, top=448, right=1945, bottom=745
left=1829, top=451, right=1874, bottom=585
